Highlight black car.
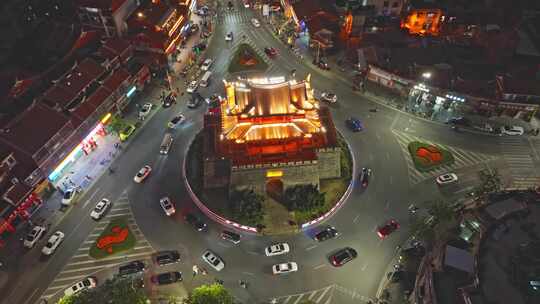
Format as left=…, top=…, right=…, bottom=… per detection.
left=162, top=94, right=176, bottom=108
left=446, top=117, right=470, bottom=126
left=330, top=247, right=357, bottom=267
left=221, top=230, right=241, bottom=244
left=151, top=271, right=182, bottom=285
left=314, top=226, right=339, bottom=242
left=185, top=213, right=207, bottom=231
left=359, top=167, right=372, bottom=188
left=118, top=260, right=146, bottom=277
left=155, top=250, right=181, bottom=266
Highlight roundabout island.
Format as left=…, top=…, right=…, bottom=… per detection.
left=184, top=75, right=354, bottom=234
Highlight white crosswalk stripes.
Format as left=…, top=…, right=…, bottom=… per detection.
left=40, top=191, right=154, bottom=300
left=272, top=285, right=334, bottom=304
left=499, top=137, right=540, bottom=189
left=392, top=130, right=498, bottom=184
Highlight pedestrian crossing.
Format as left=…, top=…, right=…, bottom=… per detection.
left=270, top=285, right=335, bottom=304
left=40, top=191, right=154, bottom=300
left=216, top=10, right=254, bottom=25
left=499, top=137, right=540, bottom=189
left=269, top=285, right=373, bottom=304
left=392, top=130, right=498, bottom=184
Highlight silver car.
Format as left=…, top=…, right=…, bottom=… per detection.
left=202, top=250, right=225, bottom=271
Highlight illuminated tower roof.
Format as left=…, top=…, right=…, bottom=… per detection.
left=204, top=76, right=338, bottom=166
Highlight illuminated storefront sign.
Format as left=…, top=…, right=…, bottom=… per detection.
left=126, top=86, right=137, bottom=98
left=48, top=113, right=112, bottom=181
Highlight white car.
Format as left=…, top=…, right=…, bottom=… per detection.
left=41, top=231, right=65, bottom=256
left=202, top=250, right=225, bottom=271
left=201, top=59, right=213, bottom=71
left=90, top=198, right=111, bottom=220
left=436, top=173, right=458, bottom=185
left=272, top=262, right=298, bottom=275
left=265, top=243, right=290, bottom=256
left=23, top=225, right=47, bottom=248
left=501, top=125, right=524, bottom=136
left=251, top=18, right=260, bottom=27
left=186, top=81, right=199, bottom=93
left=168, top=113, right=185, bottom=129
left=321, top=92, right=337, bottom=103
left=64, top=276, right=97, bottom=297
left=61, top=188, right=78, bottom=206
left=138, top=103, right=153, bottom=120
left=160, top=197, right=176, bottom=216
left=225, top=32, right=233, bottom=41
left=133, top=165, right=152, bottom=183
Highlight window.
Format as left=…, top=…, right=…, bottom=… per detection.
left=383, top=1, right=389, bottom=7
left=392, top=1, right=399, bottom=8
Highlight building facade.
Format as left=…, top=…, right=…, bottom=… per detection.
left=203, top=76, right=341, bottom=197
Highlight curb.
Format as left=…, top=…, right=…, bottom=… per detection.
left=182, top=133, right=259, bottom=233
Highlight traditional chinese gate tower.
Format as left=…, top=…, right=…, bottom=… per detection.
left=202, top=76, right=341, bottom=198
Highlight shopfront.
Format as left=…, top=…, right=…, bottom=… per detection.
left=48, top=113, right=112, bottom=191
left=367, top=65, right=411, bottom=95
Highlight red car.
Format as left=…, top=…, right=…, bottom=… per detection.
left=377, top=220, right=400, bottom=239
left=264, top=47, right=278, bottom=58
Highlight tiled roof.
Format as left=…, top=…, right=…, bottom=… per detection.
left=102, top=39, right=132, bottom=57
left=502, top=77, right=540, bottom=97
left=71, top=86, right=113, bottom=126
left=0, top=103, right=71, bottom=156
left=292, top=0, right=336, bottom=20
left=77, top=0, right=128, bottom=12
left=42, top=58, right=105, bottom=109
left=103, top=68, right=131, bottom=92
left=2, top=182, right=33, bottom=206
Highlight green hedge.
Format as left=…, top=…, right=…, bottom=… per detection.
left=407, top=141, right=454, bottom=172
left=89, top=218, right=136, bottom=260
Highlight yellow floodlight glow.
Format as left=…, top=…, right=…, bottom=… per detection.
left=266, top=170, right=283, bottom=178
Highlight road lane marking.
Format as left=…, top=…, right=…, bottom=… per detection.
left=305, top=245, right=317, bottom=251
left=316, top=285, right=332, bottom=302
left=83, top=187, right=101, bottom=208
left=389, top=176, right=393, bottom=184
left=385, top=201, right=390, bottom=210
left=282, top=296, right=293, bottom=304
left=241, top=271, right=255, bottom=276
left=353, top=214, right=360, bottom=223
left=361, top=263, right=369, bottom=271
left=293, top=295, right=305, bottom=304
left=246, top=250, right=259, bottom=255
left=314, top=264, right=326, bottom=270
left=369, top=153, right=374, bottom=161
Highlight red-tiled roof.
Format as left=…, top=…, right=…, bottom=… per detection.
left=77, top=0, right=128, bottom=12
left=42, top=84, right=78, bottom=109
left=0, top=103, right=71, bottom=156
left=128, top=0, right=174, bottom=29
left=77, top=58, right=106, bottom=79
left=2, top=182, right=33, bottom=206
left=291, top=0, right=336, bottom=20
left=502, top=77, right=540, bottom=97
left=103, top=39, right=132, bottom=57
left=71, top=86, right=113, bottom=126
left=103, top=68, right=131, bottom=92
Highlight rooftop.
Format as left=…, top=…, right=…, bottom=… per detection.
left=0, top=103, right=71, bottom=156
left=77, top=0, right=129, bottom=12
left=71, top=86, right=113, bottom=126
left=101, top=38, right=133, bottom=61
left=102, top=68, right=131, bottom=92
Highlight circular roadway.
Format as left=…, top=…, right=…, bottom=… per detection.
left=125, top=2, right=503, bottom=303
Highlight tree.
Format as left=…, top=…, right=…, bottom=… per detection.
left=477, top=168, right=502, bottom=195
left=229, top=189, right=264, bottom=226
left=184, top=284, right=234, bottom=304
left=283, top=184, right=325, bottom=212
left=105, top=115, right=127, bottom=136
left=408, top=215, right=435, bottom=242
left=426, top=200, right=455, bottom=222
left=58, top=277, right=147, bottom=304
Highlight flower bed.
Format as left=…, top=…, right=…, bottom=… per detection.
left=408, top=141, right=454, bottom=172
left=228, top=43, right=268, bottom=74
left=89, top=218, right=136, bottom=259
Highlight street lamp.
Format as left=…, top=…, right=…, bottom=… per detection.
left=422, top=72, right=431, bottom=80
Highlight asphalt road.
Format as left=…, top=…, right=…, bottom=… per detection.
left=4, top=1, right=540, bottom=304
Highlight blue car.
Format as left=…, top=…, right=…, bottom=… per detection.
left=346, top=117, right=363, bottom=132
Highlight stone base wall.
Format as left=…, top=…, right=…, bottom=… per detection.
left=230, top=161, right=320, bottom=195
left=317, top=147, right=341, bottom=179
